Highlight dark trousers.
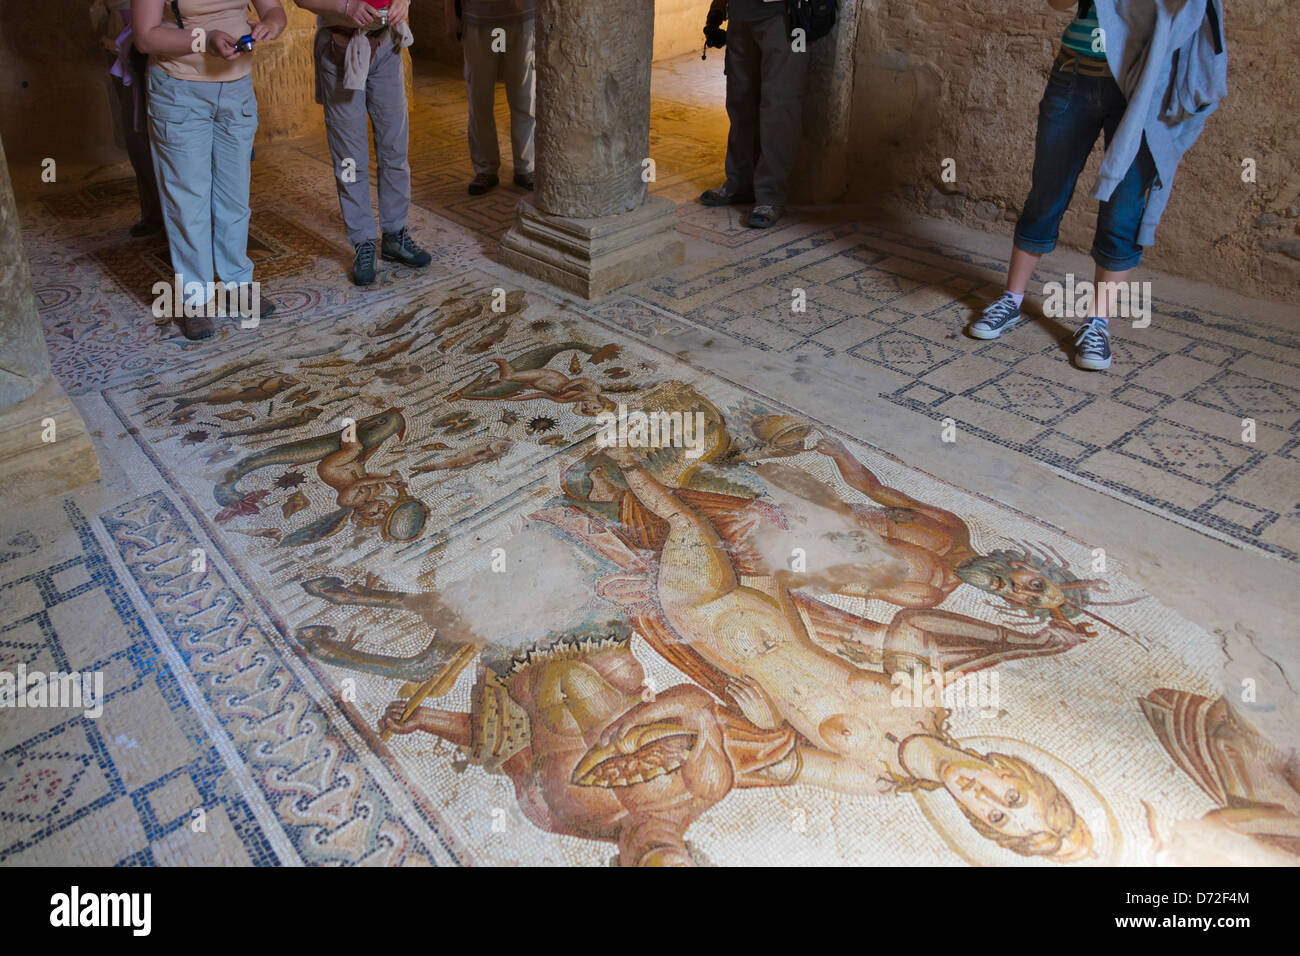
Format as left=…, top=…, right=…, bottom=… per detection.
left=111, top=46, right=163, bottom=226
left=723, top=14, right=809, bottom=206
left=1014, top=57, right=1158, bottom=271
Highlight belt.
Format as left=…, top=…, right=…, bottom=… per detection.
left=1055, top=46, right=1110, bottom=78
left=328, top=24, right=388, bottom=47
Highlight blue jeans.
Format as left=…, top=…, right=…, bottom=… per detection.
left=1014, top=60, right=1157, bottom=271
left=147, top=66, right=258, bottom=292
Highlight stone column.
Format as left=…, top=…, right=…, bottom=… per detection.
left=498, top=0, right=683, bottom=298
left=0, top=133, right=99, bottom=507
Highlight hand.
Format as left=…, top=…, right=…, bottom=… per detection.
left=813, top=436, right=847, bottom=457
left=249, top=8, right=287, bottom=43
left=208, top=30, right=243, bottom=61
left=387, top=0, right=409, bottom=27
left=342, top=0, right=380, bottom=28
left=379, top=700, right=422, bottom=735
left=725, top=676, right=781, bottom=730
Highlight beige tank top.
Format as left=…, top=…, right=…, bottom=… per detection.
left=151, top=0, right=256, bottom=82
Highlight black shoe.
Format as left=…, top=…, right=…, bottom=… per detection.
left=130, top=218, right=164, bottom=238
left=353, top=238, right=378, bottom=286
left=179, top=312, right=215, bottom=341
left=513, top=171, right=534, bottom=191
left=700, top=183, right=754, bottom=207
left=468, top=172, right=499, bottom=196
left=381, top=228, right=432, bottom=268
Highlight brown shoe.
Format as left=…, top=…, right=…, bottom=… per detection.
left=179, top=312, right=215, bottom=340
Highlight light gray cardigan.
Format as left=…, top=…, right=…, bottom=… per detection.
left=1091, top=0, right=1228, bottom=246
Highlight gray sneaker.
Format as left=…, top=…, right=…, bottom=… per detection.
left=1073, top=318, right=1112, bottom=370
left=353, top=238, right=378, bottom=286
left=969, top=293, right=1025, bottom=339
left=746, top=204, right=784, bottom=228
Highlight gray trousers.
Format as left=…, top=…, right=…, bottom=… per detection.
left=462, top=19, right=536, bottom=177
left=147, top=66, right=257, bottom=290
left=723, top=14, right=809, bottom=206
left=314, top=28, right=412, bottom=246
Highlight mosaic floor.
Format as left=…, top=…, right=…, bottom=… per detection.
left=4, top=55, right=1298, bottom=867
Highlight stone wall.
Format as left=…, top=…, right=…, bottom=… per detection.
left=654, top=0, right=706, bottom=60
left=838, top=0, right=1300, bottom=301
left=0, top=3, right=322, bottom=183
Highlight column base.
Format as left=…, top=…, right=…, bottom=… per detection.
left=0, top=379, right=100, bottom=508
left=498, top=195, right=684, bottom=299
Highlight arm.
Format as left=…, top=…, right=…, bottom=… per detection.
left=293, top=0, right=379, bottom=29
left=248, top=0, right=287, bottom=43
left=131, top=0, right=239, bottom=57
left=814, top=436, right=972, bottom=544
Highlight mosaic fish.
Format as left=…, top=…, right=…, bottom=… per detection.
left=170, top=375, right=301, bottom=411
left=144, top=358, right=267, bottom=401
left=359, top=335, right=419, bottom=366
left=467, top=320, right=511, bottom=354
left=220, top=405, right=324, bottom=438
left=372, top=304, right=434, bottom=337
left=411, top=438, right=514, bottom=474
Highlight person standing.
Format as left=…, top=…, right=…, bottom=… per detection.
left=447, top=0, right=536, bottom=196
left=968, top=0, right=1227, bottom=371
left=97, top=0, right=164, bottom=236
left=131, top=0, right=285, bottom=340
left=700, top=0, right=810, bottom=229
left=295, top=0, right=433, bottom=286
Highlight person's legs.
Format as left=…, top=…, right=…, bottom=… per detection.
left=210, top=75, right=258, bottom=290
left=971, top=62, right=1104, bottom=340
left=1072, top=82, right=1158, bottom=371
left=371, top=40, right=431, bottom=270
left=463, top=21, right=502, bottom=185
left=367, top=41, right=412, bottom=238
left=751, top=14, right=809, bottom=210
left=500, top=17, right=536, bottom=182
left=718, top=19, right=761, bottom=201
left=147, top=66, right=217, bottom=336
left=314, top=29, right=378, bottom=247
left=116, top=47, right=163, bottom=231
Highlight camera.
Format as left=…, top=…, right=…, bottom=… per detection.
left=234, top=34, right=255, bottom=53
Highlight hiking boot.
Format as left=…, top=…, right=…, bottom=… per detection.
left=381, top=228, right=432, bottom=268
left=179, top=312, right=215, bottom=341
left=1073, top=318, right=1112, bottom=370
left=700, top=183, right=754, bottom=207
left=353, top=238, right=378, bottom=286
left=513, top=171, right=535, bottom=191
left=468, top=172, right=499, bottom=196
left=746, top=204, right=784, bottom=228
left=969, top=292, right=1025, bottom=339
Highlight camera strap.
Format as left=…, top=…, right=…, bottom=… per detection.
left=170, top=0, right=184, bottom=28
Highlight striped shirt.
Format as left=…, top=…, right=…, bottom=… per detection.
left=1061, top=2, right=1106, bottom=60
